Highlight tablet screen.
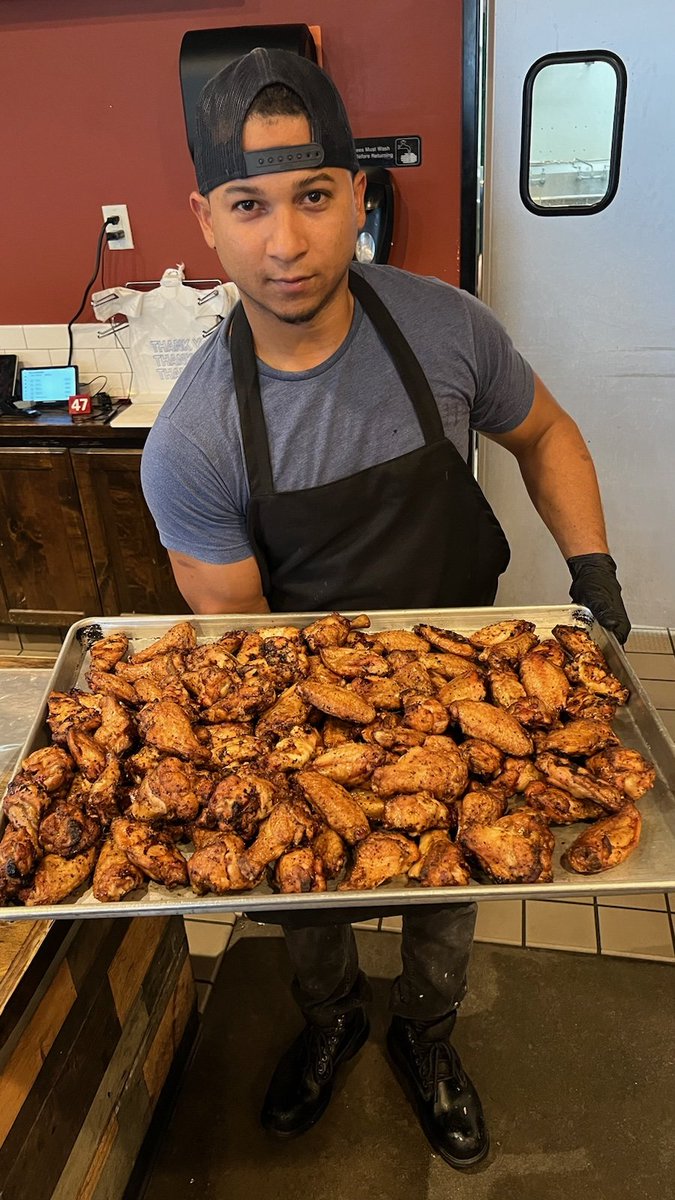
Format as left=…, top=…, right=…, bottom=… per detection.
left=21, top=365, right=78, bottom=405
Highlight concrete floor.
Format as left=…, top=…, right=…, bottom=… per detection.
left=140, top=927, right=675, bottom=1200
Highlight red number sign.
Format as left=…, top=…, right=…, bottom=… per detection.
left=68, top=394, right=92, bottom=416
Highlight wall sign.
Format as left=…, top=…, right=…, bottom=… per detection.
left=354, top=136, right=422, bottom=168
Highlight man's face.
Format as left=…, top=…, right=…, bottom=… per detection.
left=190, top=113, right=366, bottom=325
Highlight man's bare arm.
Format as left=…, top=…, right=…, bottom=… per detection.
left=168, top=551, right=270, bottom=614
left=485, top=374, right=609, bottom=558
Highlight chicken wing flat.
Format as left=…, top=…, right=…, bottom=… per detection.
left=563, top=688, right=617, bottom=723
left=297, top=678, right=376, bottom=725
left=182, top=665, right=236, bottom=708
left=93, top=695, right=136, bottom=756
left=488, top=665, right=526, bottom=708
left=130, top=756, right=201, bottom=823
left=481, top=630, right=540, bottom=667
left=85, top=754, right=122, bottom=825
left=93, top=839, right=145, bottom=902
left=319, top=646, right=389, bottom=678
left=382, top=792, right=450, bottom=836
left=312, top=743, right=384, bottom=787
left=542, top=718, right=619, bottom=758
left=528, top=639, right=567, bottom=667
left=447, top=700, right=533, bottom=757
left=436, top=670, right=488, bottom=706
left=508, top=697, right=557, bottom=730
left=565, top=653, right=629, bottom=705
left=469, top=619, right=536, bottom=649
left=312, top=827, right=347, bottom=878
left=265, top=725, right=322, bottom=772
left=296, top=770, right=371, bottom=844
left=111, top=818, right=188, bottom=888
left=458, top=786, right=508, bottom=829
left=586, top=747, right=656, bottom=802
left=47, top=689, right=101, bottom=744
left=21, top=846, right=97, bottom=906
left=524, top=780, right=604, bottom=824
left=257, top=684, right=312, bottom=736
left=0, top=826, right=39, bottom=901
left=460, top=816, right=553, bottom=884
left=459, top=738, right=504, bottom=780
left=371, top=742, right=468, bottom=802
left=66, top=728, right=107, bottom=782
left=138, top=700, right=209, bottom=762
left=22, top=746, right=74, bottom=793
left=536, top=752, right=624, bottom=813
left=275, top=846, right=327, bottom=893
left=408, top=829, right=471, bottom=887
left=338, top=831, right=419, bottom=890
left=413, top=624, right=478, bottom=659
left=302, top=612, right=368, bottom=652
left=350, top=789, right=386, bottom=822
left=3, top=773, right=51, bottom=841
left=391, top=661, right=436, bottom=696
left=206, top=769, right=277, bottom=840
left=418, top=652, right=482, bottom=680
left=563, top=803, right=642, bottom=874
left=372, top=629, right=430, bottom=653
left=129, top=620, right=197, bottom=664
left=89, top=631, right=129, bottom=673
left=185, top=636, right=242, bottom=672
left=551, top=624, right=606, bottom=663
left=351, top=676, right=403, bottom=710
left=238, top=800, right=316, bottom=883
left=519, top=652, right=570, bottom=713
left=39, top=802, right=101, bottom=858
left=86, top=669, right=139, bottom=707
left=188, top=833, right=248, bottom=894
left=402, top=693, right=449, bottom=735
left=362, top=717, right=426, bottom=752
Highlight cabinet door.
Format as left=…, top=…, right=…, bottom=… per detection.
left=71, top=449, right=189, bottom=616
left=0, top=448, right=101, bottom=625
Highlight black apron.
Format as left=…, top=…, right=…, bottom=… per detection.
left=229, top=269, right=510, bottom=924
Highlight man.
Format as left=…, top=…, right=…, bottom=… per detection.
left=142, top=48, right=630, bottom=1169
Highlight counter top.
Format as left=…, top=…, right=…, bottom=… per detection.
left=0, top=408, right=148, bottom=445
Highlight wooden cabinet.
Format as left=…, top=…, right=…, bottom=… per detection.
left=0, top=448, right=100, bottom=625
left=72, top=449, right=188, bottom=616
left=0, top=445, right=188, bottom=627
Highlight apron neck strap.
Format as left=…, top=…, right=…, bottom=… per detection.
left=347, top=269, right=444, bottom=444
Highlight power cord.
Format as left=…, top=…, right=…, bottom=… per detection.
left=66, top=217, right=118, bottom=367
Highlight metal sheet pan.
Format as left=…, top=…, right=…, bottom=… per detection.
left=2, top=605, right=674, bottom=921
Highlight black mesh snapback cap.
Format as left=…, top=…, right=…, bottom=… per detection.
left=193, top=47, right=360, bottom=195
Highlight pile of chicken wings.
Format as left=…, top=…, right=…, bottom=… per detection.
left=0, top=613, right=656, bottom=907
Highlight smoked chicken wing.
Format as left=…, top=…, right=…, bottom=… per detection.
left=488, top=665, right=526, bottom=709
left=275, top=846, right=327, bottom=893
left=138, top=700, right=209, bottom=762
left=297, top=678, right=376, bottom=724
left=238, top=800, right=317, bottom=883
left=408, top=829, right=471, bottom=887
left=460, top=814, right=553, bottom=883
left=542, top=718, right=618, bottom=758
left=111, top=818, right=188, bottom=888
left=436, top=670, right=488, bottom=706
left=93, top=839, right=145, bottom=902
left=519, top=652, right=570, bottom=713
left=413, top=624, right=477, bottom=658
left=266, top=725, right=322, bottom=772
left=536, top=752, right=624, bottom=813
left=524, top=780, right=604, bottom=824
left=296, top=771, right=371, bottom=843
left=3, top=773, right=51, bottom=842
left=128, top=621, right=197, bottom=664
left=130, top=756, right=201, bottom=823
left=21, top=846, right=97, bottom=906
left=338, top=831, right=419, bottom=890
left=312, top=827, right=348, bottom=878
left=459, top=738, right=504, bottom=780
left=447, top=700, right=533, bottom=757
left=0, top=826, right=39, bottom=901
left=312, top=743, right=384, bottom=787
left=188, top=832, right=248, bottom=894
left=22, top=746, right=74, bottom=793
left=205, top=768, right=278, bottom=840
left=371, top=742, right=468, bottom=802
left=89, top=631, right=129, bottom=673
left=382, top=792, right=451, bottom=836
left=39, top=802, right=101, bottom=858
left=563, top=803, right=642, bottom=874
left=586, top=747, right=656, bottom=802
left=469, top=619, right=536, bottom=649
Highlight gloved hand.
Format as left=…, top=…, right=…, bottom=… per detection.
left=567, top=553, right=631, bottom=645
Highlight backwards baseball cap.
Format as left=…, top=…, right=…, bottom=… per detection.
left=193, top=47, right=360, bottom=195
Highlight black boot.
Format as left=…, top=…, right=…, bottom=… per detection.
left=386, top=1014, right=489, bottom=1168
left=261, top=1008, right=369, bottom=1137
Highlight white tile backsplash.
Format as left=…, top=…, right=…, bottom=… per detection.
left=0, top=325, right=27, bottom=349
left=24, top=324, right=69, bottom=349
left=95, top=347, right=132, bottom=373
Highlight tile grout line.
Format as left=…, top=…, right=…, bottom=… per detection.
left=665, top=897, right=675, bottom=957
left=593, top=898, right=602, bottom=955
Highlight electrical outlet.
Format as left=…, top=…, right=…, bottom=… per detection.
left=101, top=204, right=134, bottom=250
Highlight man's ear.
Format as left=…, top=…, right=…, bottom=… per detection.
left=353, top=170, right=367, bottom=230
left=189, top=191, right=215, bottom=249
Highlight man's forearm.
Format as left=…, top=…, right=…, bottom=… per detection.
left=514, top=413, right=609, bottom=558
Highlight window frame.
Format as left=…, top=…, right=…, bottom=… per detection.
left=520, top=49, right=628, bottom=217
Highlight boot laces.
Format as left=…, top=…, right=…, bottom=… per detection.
left=306, top=1017, right=346, bottom=1083
left=409, top=1030, right=463, bottom=1097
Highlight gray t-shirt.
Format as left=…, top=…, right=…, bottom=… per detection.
left=141, top=263, right=534, bottom=565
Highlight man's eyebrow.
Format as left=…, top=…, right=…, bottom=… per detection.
left=222, top=171, right=337, bottom=197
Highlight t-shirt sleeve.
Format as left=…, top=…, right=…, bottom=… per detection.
left=462, top=293, right=535, bottom=433
left=140, top=418, right=252, bottom=565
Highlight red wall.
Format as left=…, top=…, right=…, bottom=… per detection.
left=1, top=0, right=464, bottom=323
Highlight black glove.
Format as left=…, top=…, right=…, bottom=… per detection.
left=567, top=553, right=631, bottom=645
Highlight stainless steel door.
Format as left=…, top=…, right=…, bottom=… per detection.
left=479, top=0, right=675, bottom=627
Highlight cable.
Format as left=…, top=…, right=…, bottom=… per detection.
left=66, top=217, right=116, bottom=367
left=110, top=320, right=134, bottom=399
left=81, top=374, right=108, bottom=397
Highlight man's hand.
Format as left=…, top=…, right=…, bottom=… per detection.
left=567, top=553, right=631, bottom=645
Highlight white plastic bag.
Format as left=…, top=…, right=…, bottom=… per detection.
left=91, top=264, right=239, bottom=397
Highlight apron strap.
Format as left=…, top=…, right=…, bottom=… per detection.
left=230, top=302, right=275, bottom=495
left=348, top=269, right=444, bottom=445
